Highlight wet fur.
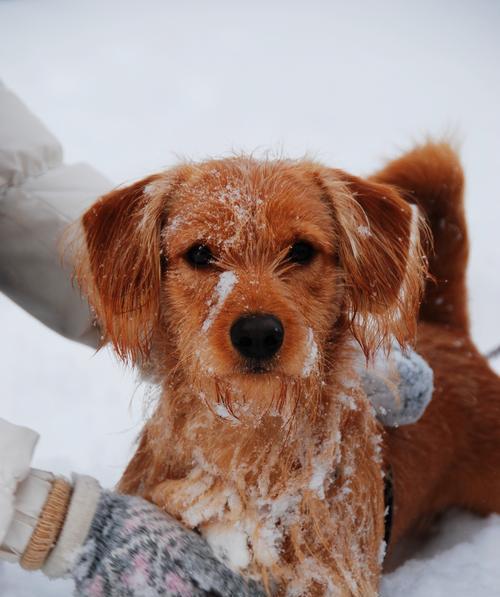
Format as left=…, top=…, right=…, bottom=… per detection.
left=372, top=145, right=500, bottom=550
left=74, top=143, right=500, bottom=595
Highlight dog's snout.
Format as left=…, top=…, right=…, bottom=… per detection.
left=230, top=314, right=284, bottom=360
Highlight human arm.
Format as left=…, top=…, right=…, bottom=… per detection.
left=0, top=418, right=265, bottom=597
left=0, top=81, right=109, bottom=347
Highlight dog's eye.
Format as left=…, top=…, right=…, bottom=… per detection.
left=186, top=244, right=214, bottom=268
left=186, top=244, right=213, bottom=268
left=287, top=241, right=315, bottom=265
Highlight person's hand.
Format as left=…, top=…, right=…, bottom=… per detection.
left=356, top=342, right=434, bottom=427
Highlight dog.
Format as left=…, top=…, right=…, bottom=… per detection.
left=74, top=142, right=500, bottom=595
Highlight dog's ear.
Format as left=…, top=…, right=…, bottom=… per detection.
left=317, top=169, right=426, bottom=357
left=76, top=173, right=173, bottom=361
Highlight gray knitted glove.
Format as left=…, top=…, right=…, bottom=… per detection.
left=73, top=491, right=265, bottom=597
left=359, top=343, right=434, bottom=427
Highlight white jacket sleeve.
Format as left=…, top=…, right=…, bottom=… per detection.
left=0, top=418, right=50, bottom=562
left=0, top=418, right=101, bottom=571
left=0, top=81, right=112, bottom=347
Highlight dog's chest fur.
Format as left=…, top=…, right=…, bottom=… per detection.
left=132, top=370, right=385, bottom=595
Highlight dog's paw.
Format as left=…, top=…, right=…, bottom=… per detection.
left=150, top=468, right=244, bottom=531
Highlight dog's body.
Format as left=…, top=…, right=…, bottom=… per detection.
left=76, top=143, right=500, bottom=595
left=374, top=146, right=500, bottom=548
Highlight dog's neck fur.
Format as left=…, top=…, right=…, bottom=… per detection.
left=120, top=337, right=385, bottom=595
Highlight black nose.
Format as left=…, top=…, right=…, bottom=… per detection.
left=230, top=314, right=284, bottom=360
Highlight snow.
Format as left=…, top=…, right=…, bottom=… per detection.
left=308, top=460, right=330, bottom=499
left=213, top=402, right=238, bottom=423
left=201, top=270, right=238, bottom=332
left=0, top=0, right=499, bottom=595
left=202, top=521, right=251, bottom=571
left=357, top=225, right=372, bottom=238
left=142, top=181, right=159, bottom=197
left=301, top=327, right=319, bottom=377
left=381, top=512, right=500, bottom=597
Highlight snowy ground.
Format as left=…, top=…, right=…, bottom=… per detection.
left=1, top=0, right=499, bottom=595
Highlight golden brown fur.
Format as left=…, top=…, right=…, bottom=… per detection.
left=372, top=144, right=500, bottom=549
left=74, top=143, right=500, bottom=595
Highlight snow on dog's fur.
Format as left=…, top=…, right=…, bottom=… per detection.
left=75, top=155, right=426, bottom=595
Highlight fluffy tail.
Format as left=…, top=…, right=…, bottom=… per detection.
left=371, top=142, right=469, bottom=331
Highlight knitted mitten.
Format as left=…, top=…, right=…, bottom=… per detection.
left=358, top=343, right=434, bottom=427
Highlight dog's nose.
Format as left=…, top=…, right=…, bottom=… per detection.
left=230, top=314, right=284, bottom=360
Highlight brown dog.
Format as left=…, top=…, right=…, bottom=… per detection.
left=373, top=145, right=500, bottom=549
left=75, top=143, right=500, bottom=595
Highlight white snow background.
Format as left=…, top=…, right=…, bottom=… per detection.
left=0, top=0, right=499, bottom=595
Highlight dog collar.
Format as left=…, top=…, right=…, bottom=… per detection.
left=384, top=466, right=394, bottom=547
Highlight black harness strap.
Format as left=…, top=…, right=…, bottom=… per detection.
left=384, top=467, right=394, bottom=547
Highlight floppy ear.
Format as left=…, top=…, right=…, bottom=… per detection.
left=76, top=173, right=172, bottom=361
left=317, top=169, right=426, bottom=356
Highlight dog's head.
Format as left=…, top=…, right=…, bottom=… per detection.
left=76, top=157, right=424, bottom=415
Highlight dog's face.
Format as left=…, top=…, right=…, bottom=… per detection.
left=162, top=161, right=339, bottom=386
left=78, top=157, right=423, bottom=414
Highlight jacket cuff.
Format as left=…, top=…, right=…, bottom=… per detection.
left=43, top=474, right=101, bottom=578
left=0, top=469, right=54, bottom=563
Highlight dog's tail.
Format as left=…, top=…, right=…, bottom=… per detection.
left=371, top=141, right=469, bottom=332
